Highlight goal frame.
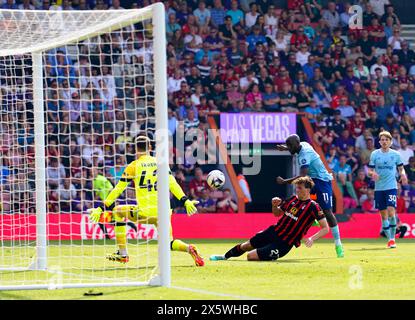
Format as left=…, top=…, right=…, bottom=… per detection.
left=0, top=3, right=171, bottom=290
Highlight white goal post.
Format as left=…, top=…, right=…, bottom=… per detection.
left=0, top=4, right=171, bottom=290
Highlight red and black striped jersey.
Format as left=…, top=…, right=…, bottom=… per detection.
left=274, top=195, right=325, bottom=247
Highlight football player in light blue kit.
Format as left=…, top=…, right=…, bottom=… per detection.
left=368, top=131, right=408, bottom=248
left=276, top=134, right=344, bottom=258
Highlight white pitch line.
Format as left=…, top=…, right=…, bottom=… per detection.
left=170, top=285, right=265, bottom=300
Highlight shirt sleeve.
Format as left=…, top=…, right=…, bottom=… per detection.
left=169, top=173, right=186, bottom=200
left=121, top=161, right=136, bottom=180
left=396, top=152, right=404, bottom=167
left=368, top=151, right=376, bottom=168
left=313, top=203, right=326, bottom=221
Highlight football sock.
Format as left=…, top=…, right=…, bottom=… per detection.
left=382, top=219, right=391, bottom=240
left=224, top=244, right=244, bottom=259
left=330, top=226, right=342, bottom=246
left=388, top=216, right=397, bottom=240
left=171, top=239, right=189, bottom=252
left=114, top=222, right=127, bottom=255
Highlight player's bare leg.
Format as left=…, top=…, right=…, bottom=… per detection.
left=387, top=207, right=397, bottom=248
left=379, top=209, right=392, bottom=248
left=145, top=218, right=204, bottom=267
left=323, top=209, right=344, bottom=258
left=210, top=241, right=253, bottom=261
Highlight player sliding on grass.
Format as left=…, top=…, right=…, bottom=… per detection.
left=276, top=134, right=344, bottom=258
left=210, top=177, right=329, bottom=261
left=368, top=131, right=408, bottom=249
left=88, top=136, right=204, bottom=266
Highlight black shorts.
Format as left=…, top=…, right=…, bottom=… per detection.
left=249, top=225, right=293, bottom=261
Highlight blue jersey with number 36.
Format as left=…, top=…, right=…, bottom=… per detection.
left=369, top=149, right=403, bottom=191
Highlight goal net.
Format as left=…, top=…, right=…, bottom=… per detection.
left=0, top=4, right=171, bottom=290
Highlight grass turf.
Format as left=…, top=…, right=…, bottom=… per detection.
left=0, top=239, right=414, bottom=300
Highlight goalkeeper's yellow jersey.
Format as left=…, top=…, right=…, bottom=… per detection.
left=119, top=155, right=186, bottom=217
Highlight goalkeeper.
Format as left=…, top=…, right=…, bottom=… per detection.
left=88, top=136, right=204, bottom=266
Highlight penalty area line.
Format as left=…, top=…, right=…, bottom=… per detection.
left=170, top=285, right=265, bottom=300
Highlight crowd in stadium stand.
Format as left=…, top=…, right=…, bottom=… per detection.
left=1, top=0, right=415, bottom=214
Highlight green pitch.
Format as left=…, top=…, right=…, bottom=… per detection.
left=0, top=239, right=414, bottom=300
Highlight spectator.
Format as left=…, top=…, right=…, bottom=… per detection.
left=335, top=129, right=355, bottom=156
left=47, top=158, right=66, bottom=189
left=193, top=1, right=211, bottom=35
left=354, top=169, right=370, bottom=205
left=210, top=0, right=227, bottom=28
left=327, top=109, right=347, bottom=138
left=189, top=167, right=209, bottom=199
left=325, top=145, right=338, bottom=171
left=304, top=99, right=322, bottom=124
left=313, top=121, right=333, bottom=153
left=334, top=155, right=352, bottom=182
left=322, top=1, right=340, bottom=31
left=362, top=189, right=379, bottom=213
left=184, top=109, right=200, bottom=132
left=345, top=145, right=359, bottom=176
left=178, top=97, right=198, bottom=121
left=226, top=0, right=244, bottom=26
left=348, top=113, right=366, bottom=139
left=279, top=82, right=298, bottom=112
left=388, top=27, right=404, bottom=51
left=398, top=138, right=414, bottom=166
left=400, top=114, right=415, bottom=144
left=166, top=13, right=181, bottom=42
left=296, top=44, right=311, bottom=67
left=245, top=3, right=260, bottom=29
left=365, top=111, right=383, bottom=137
left=391, top=95, right=410, bottom=122
left=216, top=188, right=238, bottom=213
left=196, top=188, right=217, bottom=213
left=353, top=57, right=370, bottom=83
left=205, top=28, right=224, bottom=53
left=404, top=156, right=415, bottom=184
left=337, top=172, right=358, bottom=210
left=58, top=178, right=77, bottom=212
left=358, top=136, right=376, bottom=165
left=245, top=83, right=263, bottom=108
left=337, top=97, right=355, bottom=119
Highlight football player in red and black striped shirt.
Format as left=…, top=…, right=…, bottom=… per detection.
left=210, top=177, right=329, bottom=262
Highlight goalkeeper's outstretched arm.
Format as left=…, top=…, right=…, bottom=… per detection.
left=103, top=178, right=130, bottom=208
left=169, top=173, right=199, bottom=215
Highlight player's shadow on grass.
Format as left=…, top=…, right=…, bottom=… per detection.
left=0, top=291, right=33, bottom=300
left=349, top=248, right=390, bottom=251
left=276, top=258, right=331, bottom=263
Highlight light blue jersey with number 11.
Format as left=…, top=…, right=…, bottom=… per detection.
left=298, top=142, right=333, bottom=182
left=368, top=149, right=403, bottom=191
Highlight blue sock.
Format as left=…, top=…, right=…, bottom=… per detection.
left=331, top=226, right=342, bottom=246
left=388, top=216, right=397, bottom=240
left=382, top=219, right=391, bottom=240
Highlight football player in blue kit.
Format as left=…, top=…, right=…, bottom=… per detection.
left=368, top=131, right=408, bottom=248
left=276, top=134, right=344, bottom=258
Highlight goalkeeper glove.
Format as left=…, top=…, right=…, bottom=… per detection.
left=88, top=207, right=103, bottom=223
left=180, top=197, right=199, bottom=216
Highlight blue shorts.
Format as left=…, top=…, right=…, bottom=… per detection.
left=374, top=189, right=397, bottom=211
left=311, top=178, right=333, bottom=210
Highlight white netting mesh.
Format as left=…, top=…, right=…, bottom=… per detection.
left=0, top=8, right=163, bottom=288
